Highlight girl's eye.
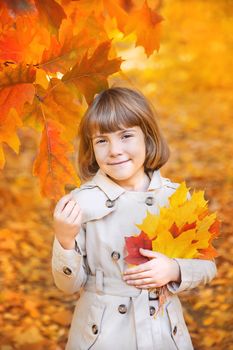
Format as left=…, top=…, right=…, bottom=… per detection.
left=122, top=133, right=133, bottom=139
left=96, top=139, right=106, bottom=144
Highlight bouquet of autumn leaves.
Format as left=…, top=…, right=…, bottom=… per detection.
left=124, top=182, right=220, bottom=313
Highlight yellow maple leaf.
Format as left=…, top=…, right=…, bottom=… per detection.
left=137, top=182, right=219, bottom=260
left=152, top=229, right=197, bottom=259
left=136, top=210, right=159, bottom=239
left=169, top=181, right=189, bottom=207
left=192, top=213, right=217, bottom=253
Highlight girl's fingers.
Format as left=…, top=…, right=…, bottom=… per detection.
left=67, top=201, right=80, bottom=217
left=62, top=200, right=77, bottom=217
left=126, top=277, right=153, bottom=286
left=73, top=210, right=82, bottom=225
left=139, top=248, right=160, bottom=259
left=69, top=205, right=82, bottom=223
left=123, top=271, right=151, bottom=281
left=124, top=264, right=150, bottom=275
left=54, top=193, right=73, bottom=215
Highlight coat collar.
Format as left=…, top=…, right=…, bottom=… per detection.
left=90, top=169, right=163, bottom=201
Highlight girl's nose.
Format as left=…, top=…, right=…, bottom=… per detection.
left=109, top=140, right=122, bottom=156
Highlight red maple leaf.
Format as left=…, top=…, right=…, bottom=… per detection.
left=124, top=231, right=152, bottom=265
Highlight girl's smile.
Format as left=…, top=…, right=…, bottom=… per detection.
left=92, top=126, right=150, bottom=191
left=108, top=160, right=130, bottom=165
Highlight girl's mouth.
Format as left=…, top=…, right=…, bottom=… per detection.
left=108, top=160, right=130, bottom=165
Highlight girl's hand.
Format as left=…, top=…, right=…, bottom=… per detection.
left=53, top=193, right=82, bottom=250
left=123, top=248, right=181, bottom=289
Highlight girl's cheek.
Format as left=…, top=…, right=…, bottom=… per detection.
left=94, top=147, right=108, bottom=162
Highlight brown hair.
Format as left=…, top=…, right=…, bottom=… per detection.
left=76, top=87, right=170, bottom=181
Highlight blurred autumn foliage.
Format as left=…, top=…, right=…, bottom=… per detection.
left=0, top=0, right=233, bottom=349
left=0, top=0, right=163, bottom=200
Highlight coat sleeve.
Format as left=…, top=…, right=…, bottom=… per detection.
left=51, top=225, right=88, bottom=295
left=166, top=258, right=217, bottom=294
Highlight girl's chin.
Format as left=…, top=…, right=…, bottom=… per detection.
left=107, top=172, right=132, bottom=182
left=110, top=175, right=130, bottom=181
left=105, top=167, right=132, bottom=178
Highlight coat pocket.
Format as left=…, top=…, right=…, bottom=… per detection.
left=166, top=300, right=193, bottom=350
left=66, top=293, right=107, bottom=350
left=79, top=300, right=106, bottom=350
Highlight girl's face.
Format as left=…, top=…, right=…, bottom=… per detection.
left=92, top=126, right=148, bottom=190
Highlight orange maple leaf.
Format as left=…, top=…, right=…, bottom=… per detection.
left=0, top=64, right=35, bottom=167
left=67, top=0, right=162, bottom=57
left=0, top=109, right=22, bottom=169
left=23, top=79, right=84, bottom=141
left=125, top=1, right=163, bottom=56
left=0, top=3, right=14, bottom=32
left=62, top=41, right=122, bottom=104
left=33, top=119, right=80, bottom=200
left=0, top=15, right=48, bottom=64
left=39, top=26, right=96, bottom=74
left=103, top=0, right=129, bottom=32
left=34, top=0, right=66, bottom=33
left=0, top=64, right=35, bottom=119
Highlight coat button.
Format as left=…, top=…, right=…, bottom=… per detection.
left=118, top=304, right=127, bottom=314
left=145, top=196, right=154, bottom=206
left=149, top=306, right=156, bottom=316
left=149, top=290, right=159, bottom=300
left=63, top=266, right=72, bottom=275
left=92, top=324, right=98, bottom=334
left=111, top=251, right=120, bottom=261
left=105, top=199, right=115, bottom=208
left=173, top=325, right=177, bottom=336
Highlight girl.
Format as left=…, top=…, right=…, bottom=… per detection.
left=52, top=87, right=217, bottom=350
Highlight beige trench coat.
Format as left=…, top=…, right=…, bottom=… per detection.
left=52, top=169, right=217, bottom=350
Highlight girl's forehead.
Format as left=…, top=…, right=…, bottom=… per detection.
left=88, top=107, right=142, bottom=137
left=91, top=125, right=140, bottom=137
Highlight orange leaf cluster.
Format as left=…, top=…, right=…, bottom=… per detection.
left=0, top=0, right=163, bottom=199
left=125, top=182, right=220, bottom=265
